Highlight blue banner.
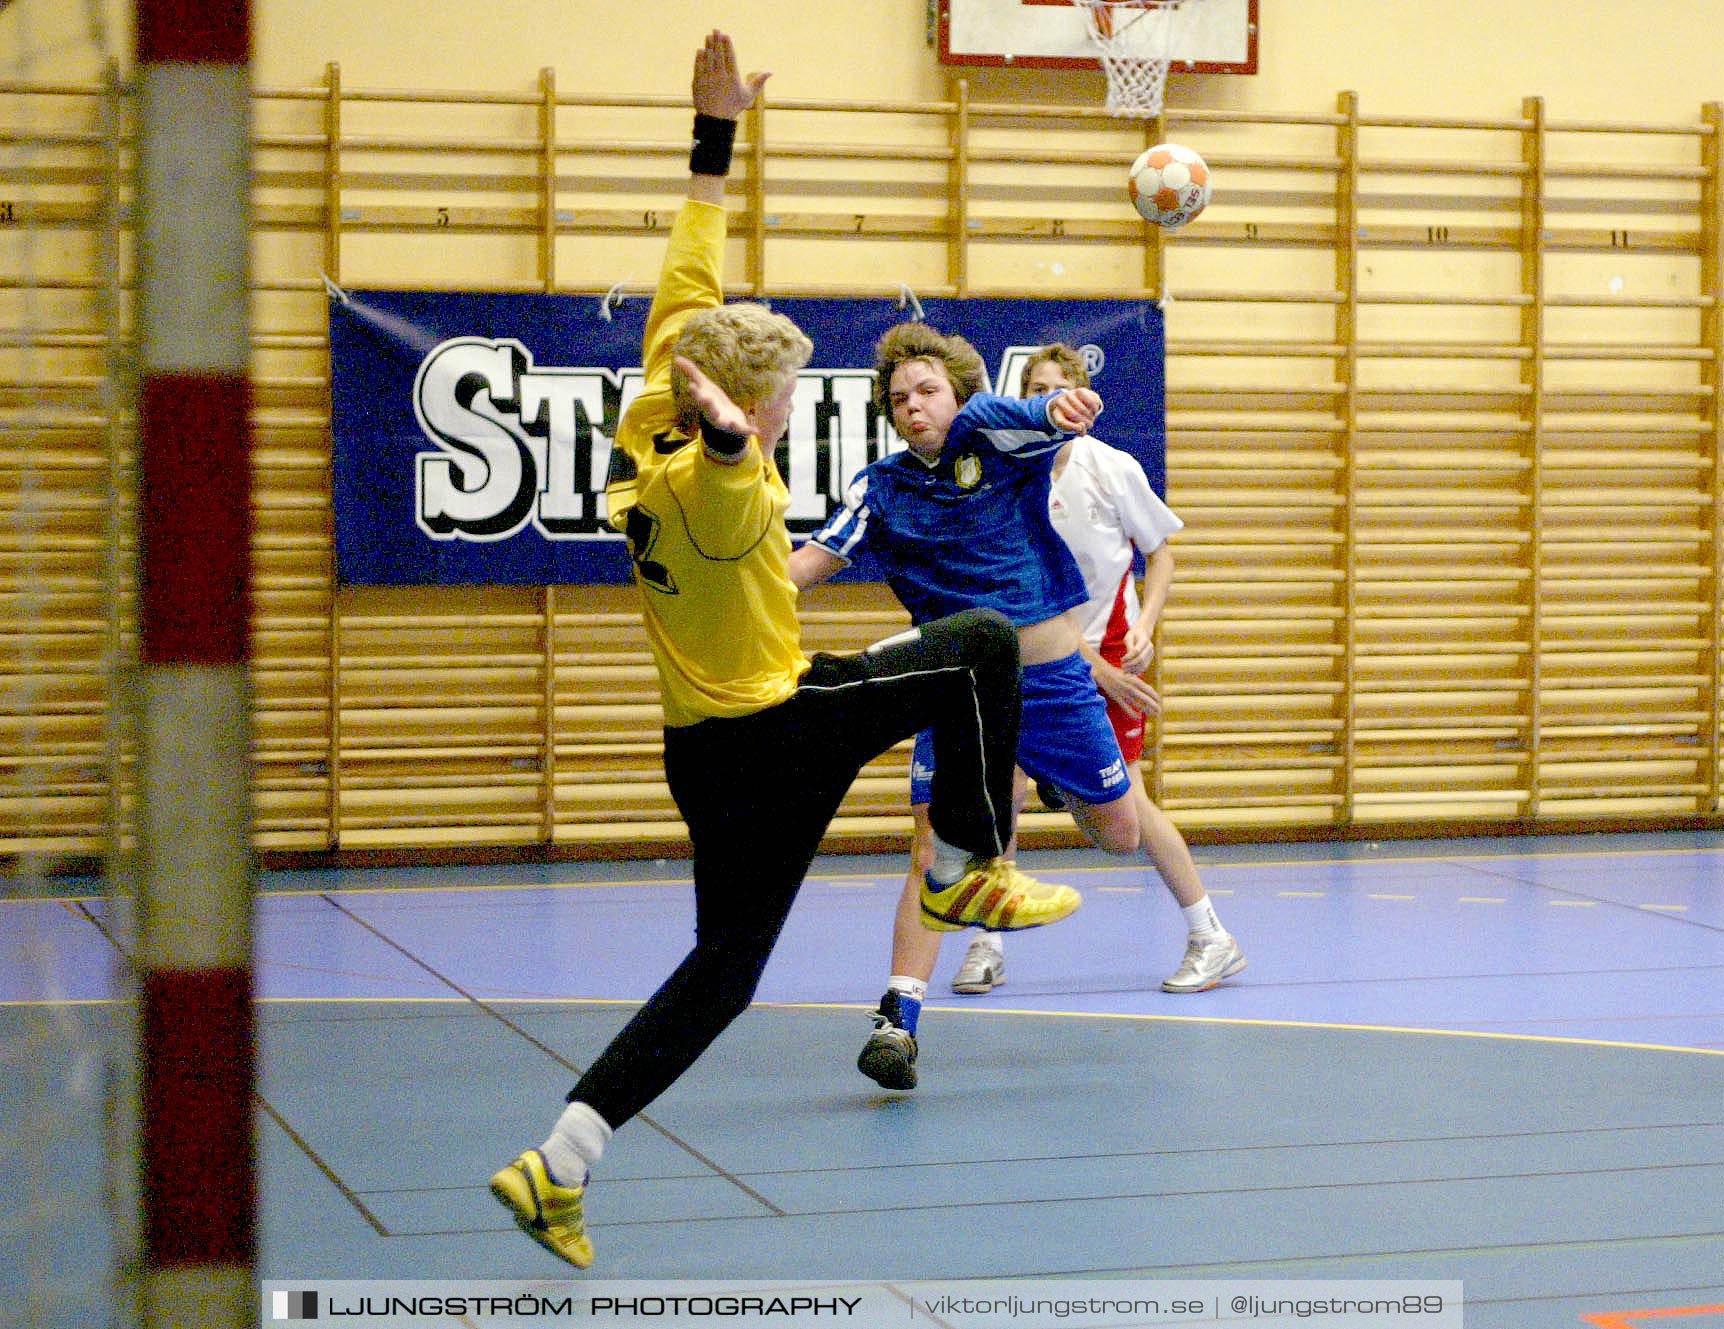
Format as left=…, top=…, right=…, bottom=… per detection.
left=329, top=291, right=1165, bottom=585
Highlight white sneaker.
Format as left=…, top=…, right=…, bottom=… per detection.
left=1161, top=933, right=1246, bottom=993
left=951, top=938, right=1005, bottom=995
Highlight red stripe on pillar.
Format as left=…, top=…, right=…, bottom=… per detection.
left=137, top=0, right=250, bottom=64
left=139, top=374, right=253, bottom=666
left=141, top=967, right=256, bottom=1267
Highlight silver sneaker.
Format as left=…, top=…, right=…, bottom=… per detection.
left=951, top=938, right=1005, bottom=995
left=1161, top=933, right=1246, bottom=993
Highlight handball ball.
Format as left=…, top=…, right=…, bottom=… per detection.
left=1127, top=142, right=1211, bottom=229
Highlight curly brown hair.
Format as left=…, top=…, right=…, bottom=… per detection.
left=1019, top=342, right=1090, bottom=394
left=872, top=322, right=988, bottom=415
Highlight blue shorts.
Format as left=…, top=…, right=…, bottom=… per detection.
left=909, top=651, right=1129, bottom=809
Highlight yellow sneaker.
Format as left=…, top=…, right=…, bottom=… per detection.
left=919, top=857, right=1081, bottom=933
left=489, top=1149, right=594, bottom=1268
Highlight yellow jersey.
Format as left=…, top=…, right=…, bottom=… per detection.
left=604, top=199, right=809, bottom=727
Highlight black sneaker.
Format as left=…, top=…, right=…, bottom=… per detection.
left=856, top=991, right=918, bottom=1090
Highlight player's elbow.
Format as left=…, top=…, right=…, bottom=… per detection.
left=787, top=543, right=841, bottom=589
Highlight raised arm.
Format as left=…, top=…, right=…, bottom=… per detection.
left=1046, top=386, right=1102, bottom=435
left=946, top=386, right=1105, bottom=461
left=637, top=34, right=770, bottom=391
left=686, top=30, right=769, bottom=207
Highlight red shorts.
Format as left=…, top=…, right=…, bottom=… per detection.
left=1100, top=635, right=1146, bottom=766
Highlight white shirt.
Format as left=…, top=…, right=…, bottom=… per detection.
left=1047, top=434, right=1184, bottom=647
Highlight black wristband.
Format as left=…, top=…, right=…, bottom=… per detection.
left=699, top=416, right=751, bottom=459
left=690, top=113, right=737, bottom=177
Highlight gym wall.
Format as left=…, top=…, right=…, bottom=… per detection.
left=5, top=0, right=1723, bottom=856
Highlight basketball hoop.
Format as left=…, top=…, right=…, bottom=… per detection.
left=1069, top=0, right=1196, bottom=117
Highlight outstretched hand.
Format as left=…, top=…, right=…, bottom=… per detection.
left=692, top=30, right=769, bottom=119
left=674, top=355, right=753, bottom=438
left=1048, top=386, right=1103, bottom=435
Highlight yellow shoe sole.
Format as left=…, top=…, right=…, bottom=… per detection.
left=490, top=1156, right=595, bottom=1269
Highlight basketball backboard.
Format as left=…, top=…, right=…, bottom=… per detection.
left=939, top=0, right=1257, bottom=73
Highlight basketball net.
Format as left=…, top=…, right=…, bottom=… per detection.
left=1070, top=0, right=1195, bottom=117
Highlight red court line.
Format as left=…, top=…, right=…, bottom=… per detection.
left=1581, top=1305, right=1724, bottom=1328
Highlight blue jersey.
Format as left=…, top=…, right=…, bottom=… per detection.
left=810, top=391, right=1087, bottom=628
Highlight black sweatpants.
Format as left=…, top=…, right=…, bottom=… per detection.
left=569, top=606, right=1020, bottom=1128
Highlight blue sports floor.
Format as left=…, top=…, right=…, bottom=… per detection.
left=3, top=830, right=1723, bottom=1328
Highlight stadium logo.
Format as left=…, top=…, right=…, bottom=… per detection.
left=409, top=337, right=898, bottom=543
left=406, top=338, right=1105, bottom=546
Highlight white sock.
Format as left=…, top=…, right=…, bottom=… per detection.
left=539, top=1100, right=612, bottom=1187
left=969, top=932, right=1004, bottom=958
left=926, top=833, right=978, bottom=887
left=1181, top=895, right=1226, bottom=939
left=887, top=974, right=929, bottom=1003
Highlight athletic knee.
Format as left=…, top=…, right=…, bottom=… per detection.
left=690, top=929, right=777, bottom=1018
left=690, top=960, right=761, bottom=1029
left=948, top=606, right=1015, bottom=662
left=1095, top=825, right=1141, bottom=855
left=1075, top=800, right=1141, bottom=854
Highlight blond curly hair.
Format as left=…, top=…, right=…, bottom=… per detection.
left=872, top=322, right=988, bottom=416
left=671, top=303, right=813, bottom=427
